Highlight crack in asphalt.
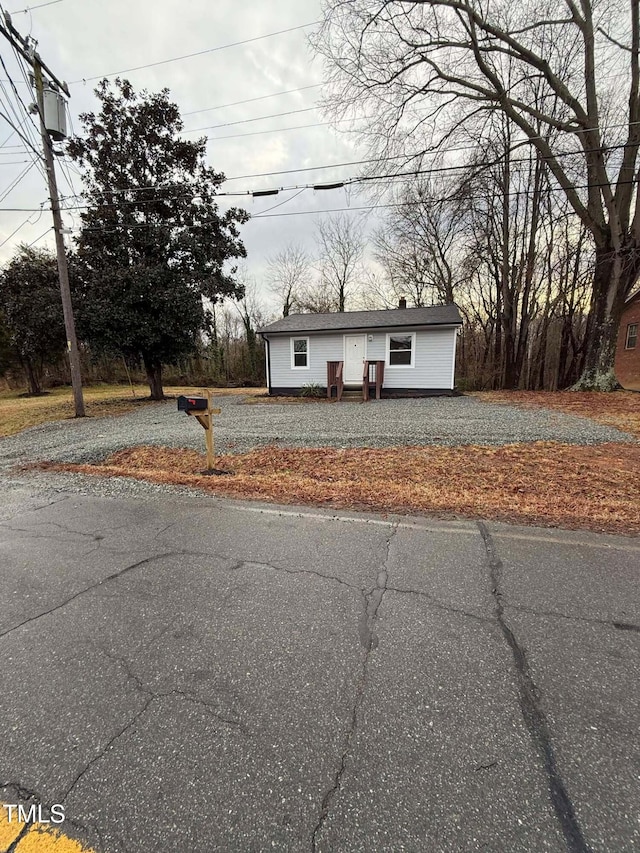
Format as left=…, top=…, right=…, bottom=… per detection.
left=0, top=781, right=41, bottom=802
left=310, top=523, right=398, bottom=852
left=237, top=559, right=497, bottom=632
left=59, top=646, right=245, bottom=804
left=477, top=522, right=593, bottom=853
left=0, top=782, right=93, bottom=845
left=0, top=517, right=145, bottom=546
left=0, top=523, right=94, bottom=544
left=60, top=696, right=154, bottom=803
left=0, top=552, right=180, bottom=641
left=97, top=646, right=246, bottom=731
left=0, top=495, right=70, bottom=521
left=508, top=603, right=640, bottom=635
left=612, top=621, right=640, bottom=633
left=6, top=823, right=30, bottom=852
left=385, top=585, right=495, bottom=626
left=235, top=560, right=363, bottom=594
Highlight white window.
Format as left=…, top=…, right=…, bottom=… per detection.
left=291, top=337, right=309, bottom=368
left=626, top=323, right=638, bottom=349
left=386, top=332, right=415, bottom=368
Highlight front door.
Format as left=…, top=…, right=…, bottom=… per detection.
left=344, top=335, right=366, bottom=383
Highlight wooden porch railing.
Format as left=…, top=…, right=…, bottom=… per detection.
left=327, top=360, right=344, bottom=400
left=362, top=360, right=385, bottom=401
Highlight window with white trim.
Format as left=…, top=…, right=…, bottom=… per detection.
left=291, top=337, right=309, bottom=368
left=626, top=323, right=638, bottom=349
left=386, top=333, right=415, bottom=367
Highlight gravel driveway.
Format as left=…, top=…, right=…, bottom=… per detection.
left=0, top=394, right=635, bottom=474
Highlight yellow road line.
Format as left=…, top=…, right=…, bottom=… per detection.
left=1, top=812, right=96, bottom=853
left=0, top=811, right=26, bottom=849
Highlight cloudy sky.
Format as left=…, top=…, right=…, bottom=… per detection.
left=0, top=0, right=382, bottom=311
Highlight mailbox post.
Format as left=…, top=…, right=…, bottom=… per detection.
left=177, top=391, right=222, bottom=473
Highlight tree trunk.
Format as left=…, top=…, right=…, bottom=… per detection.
left=143, top=354, right=164, bottom=400
left=572, top=245, right=639, bottom=390
left=24, top=358, right=41, bottom=396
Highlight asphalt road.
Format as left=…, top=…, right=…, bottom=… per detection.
left=0, top=485, right=638, bottom=852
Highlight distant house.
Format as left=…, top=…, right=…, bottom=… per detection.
left=615, top=290, right=640, bottom=389
left=257, top=302, right=463, bottom=398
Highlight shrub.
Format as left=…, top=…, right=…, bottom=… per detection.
left=300, top=382, right=325, bottom=398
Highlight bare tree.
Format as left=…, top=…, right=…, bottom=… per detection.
left=374, top=176, right=464, bottom=306
left=355, top=267, right=399, bottom=309
left=315, top=213, right=365, bottom=311
left=265, top=243, right=310, bottom=317
left=315, top=0, right=640, bottom=388
left=228, top=268, right=267, bottom=382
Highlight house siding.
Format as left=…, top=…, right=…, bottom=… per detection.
left=615, top=294, right=640, bottom=389
left=266, top=326, right=457, bottom=391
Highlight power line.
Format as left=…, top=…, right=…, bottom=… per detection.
left=9, top=0, right=63, bottom=11
left=55, top=175, right=640, bottom=236
left=0, top=204, right=48, bottom=210
left=183, top=105, right=321, bottom=135
left=223, top=156, right=401, bottom=181
left=0, top=157, right=37, bottom=201
left=0, top=113, right=32, bottom=148
left=0, top=65, right=38, bottom=151
left=0, top=108, right=42, bottom=156
left=0, top=41, right=46, bottom=162
left=0, top=222, right=49, bottom=268
left=57, top=138, right=640, bottom=207
left=6, top=40, right=50, bottom=183
left=70, top=21, right=319, bottom=85
left=0, top=202, right=42, bottom=247
left=253, top=187, right=306, bottom=215
left=181, top=84, right=321, bottom=117
left=207, top=118, right=362, bottom=141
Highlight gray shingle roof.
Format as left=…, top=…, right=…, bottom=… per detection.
left=258, top=304, right=462, bottom=335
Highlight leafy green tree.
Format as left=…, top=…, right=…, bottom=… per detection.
left=68, top=79, right=249, bottom=399
left=0, top=312, right=15, bottom=376
left=0, top=246, right=66, bottom=394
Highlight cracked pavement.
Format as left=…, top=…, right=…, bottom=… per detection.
left=0, top=485, right=638, bottom=852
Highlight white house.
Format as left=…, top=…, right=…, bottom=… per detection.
left=257, top=303, right=463, bottom=398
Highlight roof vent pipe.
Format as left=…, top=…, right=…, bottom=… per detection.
left=399, top=297, right=407, bottom=309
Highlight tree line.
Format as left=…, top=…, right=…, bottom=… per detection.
left=4, top=0, right=640, bottom=399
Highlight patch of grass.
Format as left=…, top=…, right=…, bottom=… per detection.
left=473, top=390, right=640, bottom=438
left=35, top=441, right=640, bottom=536
left=0, top=384, right=266, bottom=437
left=0, top=384, right=147, bottom=437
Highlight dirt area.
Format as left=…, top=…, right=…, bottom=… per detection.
left=36, top=440, right=640, bottom=536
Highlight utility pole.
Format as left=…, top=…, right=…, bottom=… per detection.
left=0, top=13, right=85, bottom=417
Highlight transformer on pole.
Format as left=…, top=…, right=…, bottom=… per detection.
left=0, top=11, right=85, bottom=418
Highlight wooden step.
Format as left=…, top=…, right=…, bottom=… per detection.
left=340, top=389, right=363, bottom=401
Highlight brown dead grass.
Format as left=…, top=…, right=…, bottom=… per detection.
left=36, top=441, right=640, bottom=536
left=473, top=390, right=640, bottom=438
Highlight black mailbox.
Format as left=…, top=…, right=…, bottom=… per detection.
left=177, top=395, right=209, bottom=413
